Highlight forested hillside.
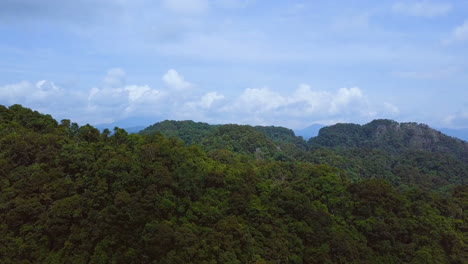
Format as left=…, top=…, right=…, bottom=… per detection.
left=308, top=120, right=468, bottom=189
left=140, top=120, right=216, bottom=145
left=1, top=105, right=467, bottom=263
left=309, top=119, right=468, bottom=161
left=142, top=119, right=468, bottom=190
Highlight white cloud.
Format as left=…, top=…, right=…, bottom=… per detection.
left=443, top=20, right=468, bottom=44
left=392, top=1, right=452, bottom=17
left=231, top=87, right=288, bottom=113
left=212, top=84, right=376, bottom=129
left=162, top=69, right=193, bottom=90
left=125, top=85, right=163, bottom=103
left=442, top=114, right=456, bottom=126
left=0, top=80, right=65, bottom=105
left=103, top=68, right=126, bottom=88
left=0, top=69, right=403, bottom=129
left=199, top=92, right=225, bottom=108
left=87, top=69, right=165, bottom=122
left=224, top=84, right=367, bottom=119
left=185, top=91, right=225, bottom=109
left=289, top=84, right=331, bottom=114
left=384, top=102, right=400, bottom=115
left=0, top=79, right=90, bottom=124
left=0, top=81, right=34, bottom=104
left=87, top=84, right=163, bottom=111
left=0, top=68, right=168, bottom=124
left=330, top=87, right=363, bottom=114
left=87, top=87, right=128, bottom=108
left=442, top=109, right=468, bottom=128
left=162, top=0, right=210, bottom=14
left=452, top=21, right=468, bottom=41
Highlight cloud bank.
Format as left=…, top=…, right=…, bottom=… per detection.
left=0, top=68, right=403, bottom=128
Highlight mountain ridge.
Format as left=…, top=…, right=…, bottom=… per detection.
left=309, top=119, right=468, bottom=162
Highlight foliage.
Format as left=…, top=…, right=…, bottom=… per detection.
left=309, top=119, right=468, bottom=162
left=140, top=120, right=216, bottom=145
left=1, top=105, right=467, bottom=263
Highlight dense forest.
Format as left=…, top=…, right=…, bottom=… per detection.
left=1, top=104, right=467, bottom=263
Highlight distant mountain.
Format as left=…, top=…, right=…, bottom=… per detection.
left=140, top=120, right=308, bottom=160
left=123, top=126, right=146, bottom=134
left=437, top=127, right=468, bottom=142
left=94, top=124, right=146, bottom=134
left=307, top=119, right=468, bottom=187
left=294, top=124, right=324, bottom=139
left=309, top=119, right=468, bottom=162
left=140, top=119, right=468, bottom=164
left=140, top=120, right=305, bottom=146
left=94, top=117, right=156, bottom=133
left=139, top=119, right=468, bottom=187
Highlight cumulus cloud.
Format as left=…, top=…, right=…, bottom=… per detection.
left=0, top=68, right=168, bottom=124
left=162, top=69, right=193, bottom=90
left=198, top=92, right=224, bottom=109
left=227, top=87, right=288, bottom=113
left=392, top=1, right=452, bottom=17
left=162, top=0, right=210, bottom=14
left=452, top=21, right=468, bottom=41
left=0, top=80, right=65, bottom=105
left=330, top=87, right=363, bottom=114
left=288, top=84, right=330, bottom=114
left=87, top=69, right=165, bottom=123
left=443, top=20, right=468, bottom=44
left=442, top=110, right=468, bottom=128
left=208, top=84, right=385, bottom=128
left=0, top=79, right=90, bottom=124
left=103, top=68, right=126, bottom=88
left=222, top=84, right=367, bottom=125
left=0, top=69, right=402, bottom=129
left=176, top=92, right=226, bottom=122
left=125, top=85, right=163, bottom=103
left=0, top=81, right=35, bottom=104
left=225, top=85, right=364, bottom=116
left=185, top=92, right=225, bottom=112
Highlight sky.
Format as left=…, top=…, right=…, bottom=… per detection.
left=0, top=0, right=467, bottom=129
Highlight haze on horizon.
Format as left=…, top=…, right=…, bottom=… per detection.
left=0, top=0, right=467, bottom=130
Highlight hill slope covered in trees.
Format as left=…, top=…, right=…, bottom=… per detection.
left=141, top=119, right=468, bottom=190
left=309, top=119, right=468, bottom=161
left=307, top=120, right=468, bottom=189
left=1, top=105, right=467, bottom=263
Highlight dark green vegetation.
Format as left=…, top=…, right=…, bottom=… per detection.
left=1, top=105, right=467, bottom=263
left=141, top=119, right=468, bottom=190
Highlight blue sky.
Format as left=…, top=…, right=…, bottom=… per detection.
left=0, top=0, right=467, bottom=129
